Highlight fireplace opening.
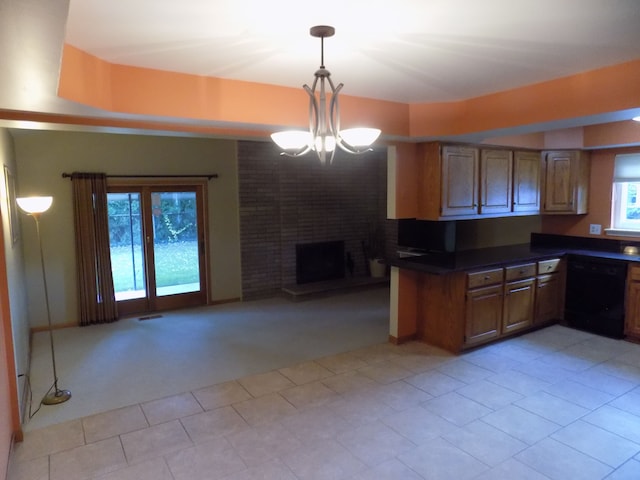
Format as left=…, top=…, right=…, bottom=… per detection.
left=296, top=241, right=345, bottom=284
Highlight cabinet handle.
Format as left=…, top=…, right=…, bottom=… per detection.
left=484, top=276, right=490, bottom=280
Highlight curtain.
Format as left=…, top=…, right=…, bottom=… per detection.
left=71, top=172, right=118, bottom=325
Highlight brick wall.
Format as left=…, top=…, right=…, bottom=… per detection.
left=238, top=140, right=392, bottom=299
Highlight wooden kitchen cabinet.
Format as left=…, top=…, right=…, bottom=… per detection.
left=441, top=145, right=480, bottom=217
left=513, top=150, right=541, bottom=213
left=417, top=142, right=541, bottom=220
left=625, top=265, right=640, bottom=339
left=542, top=150, right=590, bottom=214
left=502, top=264, right=536, bottom=334
left=464, top=268, right=503, bottom=347
left=535, top=258, right=564, bottom=324
left=480, top=149, right=513, bottom=215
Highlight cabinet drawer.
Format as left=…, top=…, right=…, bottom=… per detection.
left=505, top=263, right=536, bottom=282
left=468, top=268, right=503, bottom=289
left=630, top=266, right=640, bottom=282
left=538, top=258, right=561, bottom=275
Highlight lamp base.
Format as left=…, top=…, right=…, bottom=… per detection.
left=42, top=389, right=71, bottom=405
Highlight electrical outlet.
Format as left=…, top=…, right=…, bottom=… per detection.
left=589, top=224, right=602, bottom=235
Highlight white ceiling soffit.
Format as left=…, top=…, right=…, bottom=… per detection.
left=65, top=0, right=640, bottom=104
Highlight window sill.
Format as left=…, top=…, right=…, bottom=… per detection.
left=605, top=228, right=640, bottom=238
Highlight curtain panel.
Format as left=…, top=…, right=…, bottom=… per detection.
left=71, top=172, right=118, bottom=325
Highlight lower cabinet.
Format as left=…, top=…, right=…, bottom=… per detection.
left=463, top=259, right=563, bottom=349
left=465, top=284, right=503, bottom=347
left=625, top=265, right=640, bottom=339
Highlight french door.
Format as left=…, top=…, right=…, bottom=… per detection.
left=107, top=182, right=208, bottom=316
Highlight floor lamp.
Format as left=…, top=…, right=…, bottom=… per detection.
left=16, top=196, right=71, bottom=405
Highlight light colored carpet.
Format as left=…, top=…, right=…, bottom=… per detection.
left=24, top=286, right=390, bottom=431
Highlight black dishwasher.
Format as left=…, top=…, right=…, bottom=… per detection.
left=565, top=255, right=628, bottom=339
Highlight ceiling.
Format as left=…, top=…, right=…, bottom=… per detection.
left=65, top=0, right=640, bottom=105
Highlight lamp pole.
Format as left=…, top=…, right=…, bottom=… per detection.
left=31, top=212, right=71, bottom=405
left=17, top=196, right=71, bottom=405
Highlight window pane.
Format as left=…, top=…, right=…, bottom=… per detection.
left=152, top=191, right=200, bottom=296
left=107, top=193, right=146, bottom=300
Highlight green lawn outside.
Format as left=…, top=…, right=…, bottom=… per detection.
left=110, top=241, right=199, bottom=292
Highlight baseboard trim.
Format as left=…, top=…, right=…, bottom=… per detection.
left=388, top=333, right=417, bottom=345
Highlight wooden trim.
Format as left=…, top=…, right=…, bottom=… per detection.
left=388, top=333, right=418, bottom=345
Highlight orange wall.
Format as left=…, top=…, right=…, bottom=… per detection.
left=58, top=45, right=640, bottom=142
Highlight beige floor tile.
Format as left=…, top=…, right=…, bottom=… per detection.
left=232, top=393, right=298, bottom=426
left=350, top=458, right=425, bottom=480
left=337, top=421, right=416, bottom=467
left=279, top=381, right=338, bottom=409
left=405, top=370, right=466, bottom=396
left=12, top=419, right=85, bottom=462
left=281, top=439, right=366, bottom=479
left=350, top=343, right=401, bottom=364
left=321, top=370, right=376, bottom=394
left=49, top=436, right=126, bottom=480
left=362, top=381, right=433, bottom=411
left=388, top=352, right=453, bottom=373
left=238, top=370, right=295, bottom=397
left=382, top=405, right=460, bottom=445
left=227, top=422, right=303, bottom=467
left=316, top=352, right=367, bottom=374
left=328, top=391, right=395, bottom=427
left=279, top=406, right=352, bottom=445
left=278, top=361, right=334, bottom=385
left=398, top=437, right=489, bottom=480
left=358, top=361, right=412, bottom=384
left=141, top=392, right=203, bottom=425
left=482, top=405, right=561, bottom=445
left=443, top=420, right=528, bottom=467
left=515, top=437, right=613, bottom=479
left=222, top=459, right=297, bottom=480
left=165, top=437, right=245, bottom=480
left=93, top=458, right=174, bottom=480
left=180, top=405, right=249, bottom=443
left=192, top=381, right=252, bottom=410
left=120, top=420, right=192, bottom=464
left=422, top=391, right=492, bottom=426
left=7, top=454, right=48, bottom=480
left=82, top=405, right=148, bottom=444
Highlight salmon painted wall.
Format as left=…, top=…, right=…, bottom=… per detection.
left=58, top=45, right=640, bottom=142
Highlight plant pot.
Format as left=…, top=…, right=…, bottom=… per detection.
left=369, top=258, right=386, bottom=278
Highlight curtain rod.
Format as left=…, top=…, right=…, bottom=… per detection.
left=62, top=173, right=218, bottom=180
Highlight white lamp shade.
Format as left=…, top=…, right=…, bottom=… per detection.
left=271, top=131, right=313, bottom=151
left=340, top=128, right=381, bottom=147
left=16, top=196, right=53, bottom=214
left=633, top=116, right=640, bottom=122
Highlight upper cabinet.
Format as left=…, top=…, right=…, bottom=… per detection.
left=417, top=142, right=540, bottom=220
left=513, top=150, right=541, bottom=213
left=390, top=142, right=587, bottom=221
left=440, top=145, right=479, bottom=216
left=541, top=150, right=590, bottom=214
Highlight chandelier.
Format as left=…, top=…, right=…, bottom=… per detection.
left=271, top=26, right=381, bottom=165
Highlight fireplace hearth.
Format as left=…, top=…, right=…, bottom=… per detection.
left=296, top=241, right=345, bottom=284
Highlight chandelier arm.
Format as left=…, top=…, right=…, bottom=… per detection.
left=304, top=83, right=319, bottom=140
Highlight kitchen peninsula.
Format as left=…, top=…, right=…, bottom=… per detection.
left=388, top=242, right=566, bottom=353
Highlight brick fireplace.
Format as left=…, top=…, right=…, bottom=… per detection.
left=238, top=140, right=392, bottom=299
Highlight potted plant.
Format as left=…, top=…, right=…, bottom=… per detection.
left=363, top=225, right=386, bottom=278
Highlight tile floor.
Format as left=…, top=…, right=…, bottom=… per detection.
left=8, top=325, right=640, bottom=480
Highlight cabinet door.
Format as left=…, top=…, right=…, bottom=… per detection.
left=503, top=278, right=535, bottom=334
left=465, top=284, right=502, bottom=347
left=543, top=151, right=574, bottom=212
left=535, top=274, right=561, bottom=324
left=441, top=146, right=479, bottom=217
left=625, top=267, right=640, bottom=338
left=480, top=149, right=513, bottom=215
left=513, top=151, right=541, bottom=213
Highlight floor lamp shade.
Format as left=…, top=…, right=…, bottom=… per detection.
left=17, top=195, right=71, bottom=406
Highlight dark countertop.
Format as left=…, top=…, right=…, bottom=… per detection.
left=389, top=243, right=640, bottom=275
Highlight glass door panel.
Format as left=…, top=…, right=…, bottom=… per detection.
left=151, top=191, right=201, bottom=297
left=107, top=183, right=207, bottom=316
left=107, top=192, right=147, bottom=301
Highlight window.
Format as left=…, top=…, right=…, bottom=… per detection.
left=610, top=154, right=640, bottom=234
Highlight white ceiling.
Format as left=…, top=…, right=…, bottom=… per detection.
left=65, top=0, right=640, bottom=104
